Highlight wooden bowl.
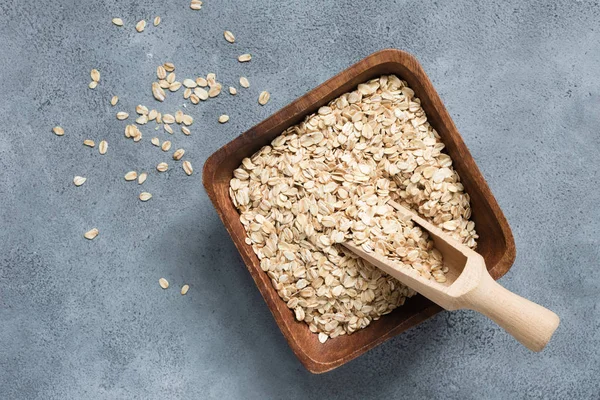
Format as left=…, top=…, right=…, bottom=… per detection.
left=202, top=49, right=516, bottom=373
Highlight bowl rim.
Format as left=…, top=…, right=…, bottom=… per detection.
left=203, top=48, right=516, bottom=373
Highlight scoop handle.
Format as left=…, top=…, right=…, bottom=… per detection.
left=463, top=273, right=560, bottom=352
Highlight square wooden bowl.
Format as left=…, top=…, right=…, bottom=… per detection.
left=202, top=49, right=516, bottom=373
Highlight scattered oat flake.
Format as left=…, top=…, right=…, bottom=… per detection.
left=163, top=62, right=175, bottom=72
left=229, top=87, right=237, bottom=95
left=151, top=137, right=160, bottom=146
left=190, top=0, right=202, bottom=10
left=183, top=79, right=197, bottom=88
left=175, top=110, right=184, bottom=124
left=258, top=91, right=270, bottom=105
left=116, top=112, right=129, bottom=120
left=112, top=18, right=123, bottom=26
left=181, top=126, right=191, bottom=136
left=194, top=87, right=208, bottom=100
left=110, top=96, right=119, bottom=106
left=139, top=192, right=152, bottom=201
left=153, top=16, right=161, bottom=26
left=124, top=171, right=137, bottom=181
left=89, top=81, right=98, bottom=89
left=152, top=82, right=165, bottom=102
left=136, top=105, right=149, bottom=115
left=164, top=124, right=173, bottom=134
left=239, top=77, right=249, bottom=88
left=138, top=173, right=147, bottom=184
left=156, top=66, right=167, bottom=79
left=159, top=278, right=169, bottom=289
left=157, top=162, right=169, bottom=172
left=161, top=141, right=172, bottom=151
left=169, top=81, right=182, bottom=92
left=181, top=285, right=190, bottom=295
left=135, top=20, right=146, bottom=32
left=182, top=161, right=193, bottom=176
left=224, top=31, right=235, bottom=43
left=173, top=149, right=185, bottom=160
left=53, top=126, right=64, bottom=136
left=318, top=333, right=328, bottom=344
left=84, top=228, right=99, bottom=240
left=238, top=54, right=251, bottom=62
left=99, top=140, right=108, bottom=155
left=91, top=69, right=100, bottom=82
left=182, top=115, right=193, bottom=126
left=73, top=176, right=86, bottom=186
left=218, top=115, right=229, bottom=123
left=83, top=139, right=95, bottom=147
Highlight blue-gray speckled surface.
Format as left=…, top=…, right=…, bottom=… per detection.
left=0, top=0, right=598, bottom=399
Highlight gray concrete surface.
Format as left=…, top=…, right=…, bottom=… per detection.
left=0, top=0, right=598, bottom=398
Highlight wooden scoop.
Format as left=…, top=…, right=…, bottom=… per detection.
left=342, top=200, right=560, bottom=352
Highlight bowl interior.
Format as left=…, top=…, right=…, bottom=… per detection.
left=203, top=49, right=515, bottom=373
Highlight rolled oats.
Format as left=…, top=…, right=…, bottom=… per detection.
left=229, top=75, right=478, bottom=339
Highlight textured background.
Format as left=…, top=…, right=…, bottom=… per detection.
left=0, top=0, right=598, bottom=399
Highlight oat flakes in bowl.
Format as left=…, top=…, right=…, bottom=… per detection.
left=229, top=74, right=478, bottom=342
left=203, top=49, right=515, bottom=373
